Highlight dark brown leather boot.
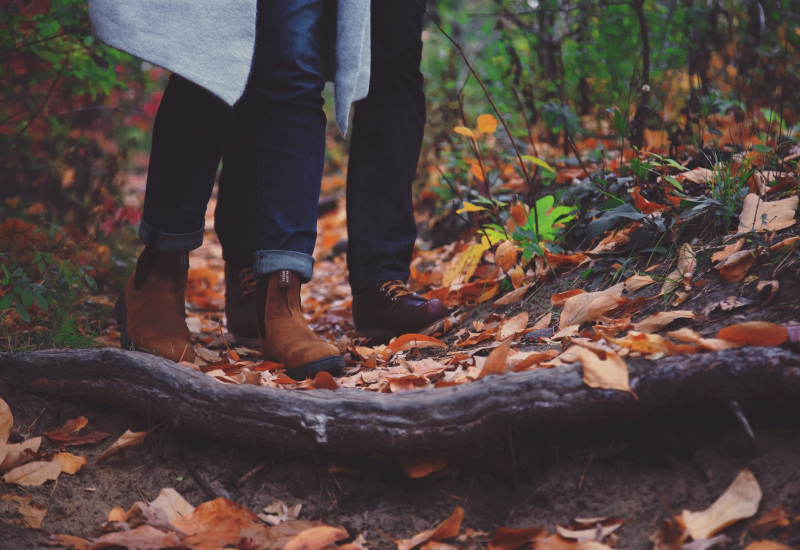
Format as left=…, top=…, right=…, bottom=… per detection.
left=257, top=270, right=344, bottom=380
left=352, top=280, right=449, bottom=344
left=224, top=264, right=259, bottom=348
left=114, top=246, right=195, bottom=363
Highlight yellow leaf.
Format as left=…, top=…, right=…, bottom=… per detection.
left=521, top=154, right=556, bottom=174
left=477, top=114, right=498, bottom=134
left=681, top=469, right=762, bottom=540
left=453, top=126, right=476, bottom=138
left=456, top=201, right=487, bottom=215
left=57, top=452, right=86, bottom=475
left=442, top=240, right=491, bottom=288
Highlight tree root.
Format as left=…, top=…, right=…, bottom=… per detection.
left=0, top=347, right=798, bottom=454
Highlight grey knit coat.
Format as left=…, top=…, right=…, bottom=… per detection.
left=88, top=0, right=370, bottom=133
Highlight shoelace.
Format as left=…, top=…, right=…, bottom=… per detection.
left=239, top=268, right=257, bottom=296
left=379, top=280, right=414, bottom=300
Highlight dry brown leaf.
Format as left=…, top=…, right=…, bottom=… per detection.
left=662, top=244, right=696, bottom=296
left=717, top=322, right=788, bottom=347
left=487, top=527, right=547, bottom=550
left=0, top=494, right=47, bottom=529
left=715, top=249, right=757, bottom=282
left=96, top=429, right=151, bottom=464
left=3, top=459, right=61, bottom=486
left=551, top=289, right=587, bottom=307
left=624, top=274, right=656, bottom=291
left=679, top=167, right=716, bottom=184
left=576, top=348, right=635, bottom=396
left=0, top=436, right=42, bottom=472
left=43, top=417, right=109, bottom=448
left=756, top=280, right=779, bottom=305
left=609, top=332, right=687, bottom=356
left=632, top=311, right=696, bottom=333
left=0, top=398, right=12, bottom=443
left=744, top=542, right=794, bottom=550
left=397, top=507, right=464, bottom=550
left=495, top=240, right=519, bottom=272
left=149, top=488, right=195, bottom=524
left=680, top=469, right=762, bottom=540
left=384, top=334, right=448, bottom=356
left=312, top=371, right=340, bottom=390
left=738, top=194, right=799, bottom=232
left=510, top=350, right=560, bottom=372
left=559, top=283, right=626, bottom=329
left=398, top=455, right=448, bottom=479
left=494, top=283, right=531, bottom=306
left=478, top=338, right=513, bottom=379
left=45, top=534, right=91, bottom=549
left=57, top=453, right=86, bottom=475
left=498, top=311, right=529, bottom=340
left=284, top=525, right=349, bottom=550
left=667, top=328, right=741, bottom=352
left=711, top=238, right=745, bottom=263
left=556, top=521, right=623, bottom=541
left=88, top=524, right=181, bottom=549
left=172, top=497, right=271, bottom=549
left=751, top=506, right=791, bottom=537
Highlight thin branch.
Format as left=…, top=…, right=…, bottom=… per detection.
left=422, top=2, right=539, bottom=235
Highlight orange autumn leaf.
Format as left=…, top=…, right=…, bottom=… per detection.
left=751, top=506, right=792, bottom=536
left=398, top=455, right=449, bottom=479
left=477, top=114, right=498, bottom=134
left=312, top=371, right=340, bottom=390
left=57, top=453, right=86, bottom=475
left=632, top=311, right=696, bottom=333
left=711, top=238, right=745, bottom=263
left=631, top=186, right=669, bottom=214
left=383, top=334, right=447, bottom=356
left=0, top=398, right=12, bottom=443
left=172, top=497, right=271, bottom=548
left=284, top=526, right=349, bottom=550
left=88, top=525, right=181, bottom=549
left=715, top=249, right=757, bottom=282
left=442, top=239, right=491, bottom=288
left=717, top=322, right=788, bottom=347
left=576, top=348, right=635, bottom=396
left=744, top=542, right=794, bottom=550
left=498, top=311, right=529, bottom=340
left=551, top=289, right=588, bottom=307
left=478, top=337, right=513, bottom=379
left=453, top=126, right=476, bottom=138
left=43, top=417, right=110, bottom=448
left=397, top=507, right=464, bottom=550
left=495, top=240, right=519, bottom=272
left=488, top=527, right=547, bottom=550
left=493, top=283, right=531, bottom=306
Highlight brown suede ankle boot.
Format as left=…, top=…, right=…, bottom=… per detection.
left=257, top=270, right=344, bottom=380
left=114, top=246, right=195, bottom=363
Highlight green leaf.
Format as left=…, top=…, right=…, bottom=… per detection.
left=521, top=155, right=556, bottom=174
left=21, top=286, right=33, bottom=308
left=753, top=144, right=774, bottom=154
left=586, top=203, right=648, bottom=239
left=16, top=301, right=30, bottom=323
left=0, top=294, right=14, bottom=311
left=664, top=175, right=683, bottom=191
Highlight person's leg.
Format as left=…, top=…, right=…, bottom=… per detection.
left=347, top=0, right=448, bottom=340
left=247, top=0, right=342, bottom=379
left=216, top=95, right=259, bottom=346
left=116, top=74, right=233, bottom=362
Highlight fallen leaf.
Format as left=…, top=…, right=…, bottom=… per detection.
left=717, top=322, right=788, bottom=347
left=43, top=417, right=109, bottom=448
left=172, top=497, right=272, bottom=549
left=478, top=338, right=513, bottom=379
left=0, top=494, right=47, bottom=529
left=667, top=328, right=741, bottom=352
left=624, top=274, right=656, bottom=291
left=632, top=311, right=696, bottom=333
left=45, top=533, right=91, bottom=549
left=662, top=243, right=696, bottom=296
left=398, top=455, right=449, bottom=479
left=149, top=488, right=195, bottom=524
left=0, top=398, right=12, bottom=443
left=678, top=167, right=716, bottom=185
left=57, top=453, right=86, bottom=474
left=498, top=311, right=529, bottom=340
left=715, top=249, right=757, bottom=282
left=711, top=238, right=745, bottom=263
left=556, top=521, right=623, bottom=541
left=751, top=506, right=791, bottom=536
left=488, top=527, right=547, bottom=550
left=681, top=534, right=731, bottom=550
left=384, top=334, right=447, bottom=356
left=0, top=436, right=42, bottom=472
left=738, top=194, right=799, bottom=232
left=442, top=239, right=491, bottom=288
left=397, top=507, right=464, bottom=550
left=744, top=542, right=794, bottom=550
left=312, top=371, right=340, bottom=390
left=493, top=283, right=531, bottom=306
left=3, top=459, right=61, bottom=486
left=284, top=525, right=349, bottom=550
left=576, top=348, right=635, bottom=396
left=89, top=525, right=181, bottom=549
left=96, top=429, right=151, bottom=464
left=495, top=241, right=520, bottom=272
left=510, top=350, right=560, bottom=372
left=609, top=332, right=687, bottom=356
left=559, top=283, right=626, bottom=329
left=551, top=289, right=587, bottom=307
left=756, top=280, right=779, bottom=305
left=680, top=469, right=762, bottom=540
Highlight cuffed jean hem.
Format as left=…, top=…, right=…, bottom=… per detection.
left=254, top=250, right=315, bottom=283
left=138, top=221, right=204, bottom=252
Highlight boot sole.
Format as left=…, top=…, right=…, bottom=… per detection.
left=285, top=355, right=345, bottom=381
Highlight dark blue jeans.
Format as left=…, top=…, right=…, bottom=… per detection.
left=217, top=0, right=427, bottom=294
left=141, top=0, right=326, bottom=282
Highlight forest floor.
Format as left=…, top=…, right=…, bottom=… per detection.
left=3, top=132, right=800, bottom=549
